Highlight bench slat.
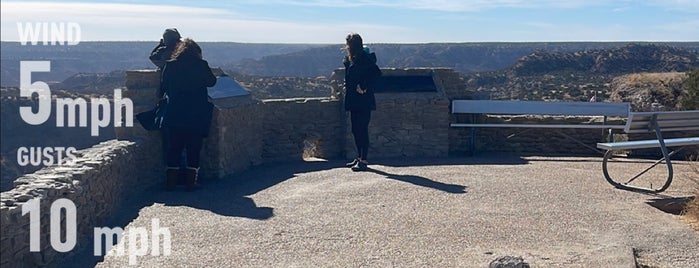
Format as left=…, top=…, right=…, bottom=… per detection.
left=625, top=116, right=699, bottom=133
left=629, top=110, right=699, bottom=119
left=596, top=137, right=699, bottom=150
left=450, top=123, right=626, bottom=129
left=625, top=125, right=699, bottom=133
left=452, top=100, right=630, bottom=117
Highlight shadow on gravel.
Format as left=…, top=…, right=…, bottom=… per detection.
left=646, top=196, right=695, bottom=215
left=153, top=160, right=343, bottom=218
left=374, top=153, right=528, bottom=167
left=55, top=156, right=515, bottom=267
left=366, top=167, right=468, bottom=194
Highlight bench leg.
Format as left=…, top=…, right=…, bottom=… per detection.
left=469, top=114, right=477, bottom=156
left=469, top=127, right=476, bottom=156
left=601, top=149, right=676, bottom=193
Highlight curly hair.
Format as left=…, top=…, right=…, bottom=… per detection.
left=171, top=38, right=202, bottom=60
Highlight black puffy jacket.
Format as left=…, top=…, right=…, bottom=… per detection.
left=159, top=57, right=216, bottom=136
left=344, top=51, right=382, bottom=111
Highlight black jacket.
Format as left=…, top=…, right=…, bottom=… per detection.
left=344, top=51, right=382, bottom=111
left=159, top=57, right=216, bottom=135
left=149, top=41, right=178, bottom=69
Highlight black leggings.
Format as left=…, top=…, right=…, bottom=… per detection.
left=350, top=110, right=371, bottom=160
left=164, top=128, right=204, bottom=168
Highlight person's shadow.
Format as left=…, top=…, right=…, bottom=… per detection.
left=365, top=167, right=468, bottom=194
left=148, top=160, right=347, bottom=219
left=151, top=184, right=275, bottom=220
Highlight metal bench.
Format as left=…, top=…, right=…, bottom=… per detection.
left=596, top=110, right=699, bottom=193
left=450, top=100, right=631, bottom=154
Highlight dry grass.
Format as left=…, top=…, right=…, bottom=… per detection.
left=608, top=72, right=686, bottom=110
left=683, top=189, right=699, bottom=231
left=681, top=157, right=699, bottom=231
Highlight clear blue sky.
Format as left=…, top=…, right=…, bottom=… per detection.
left=1, top=0, right=698, bottom=43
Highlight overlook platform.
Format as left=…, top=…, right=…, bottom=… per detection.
left=78, top=154, right=698, bottom=267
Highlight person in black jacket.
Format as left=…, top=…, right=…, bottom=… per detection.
left=149, top=28, right=181, bottom=69
left=343, top=33, right=382, bottom=171
left=160, top=38, right=216, bottom=191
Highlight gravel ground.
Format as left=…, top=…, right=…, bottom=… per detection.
left=62, top=154, right=699, bottom=267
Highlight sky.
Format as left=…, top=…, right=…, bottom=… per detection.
left=1, top=0, right=698, bottom=44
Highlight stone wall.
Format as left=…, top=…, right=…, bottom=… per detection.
left=365, top=94, right=450, bottom=158
left=0, top=140, right=159, bottom=267
left=201, top=97, right=263, bottom=179
left=1, top=94, right=118, bottom=192
left=449, top=115, right=624, bottom=156
left=120, top=70, right=349, bottom=177
left=123, top=68, right=456, bottom=174
left=260, top=98, right=345, bottom=162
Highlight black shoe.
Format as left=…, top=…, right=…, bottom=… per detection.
left=346, top=158, right=359, bottom=168
left=351, top=162, right=368, bottom=172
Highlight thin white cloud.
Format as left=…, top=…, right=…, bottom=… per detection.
left=649, top=0, right=699, bottom=13
left=612, top=6, right=631, bottom=12
left=246, top=0, right=699, bottom=13
left=244, top=0, right=617, bottom=12
left=0, top=1, right=404, bottom=43
left=0, top=2, right=233, bottom=19
left=651, top=19, right=699, bottom=41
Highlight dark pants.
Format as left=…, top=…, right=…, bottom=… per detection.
left=164, top=128, right=204, bottom=168
left=350, top=110, right=371, bottom=160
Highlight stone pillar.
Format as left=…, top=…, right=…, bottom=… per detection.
left=115, top=70, right=161, bottom=141
left=116, top=70, right=165, bottom=183
left=200, top=96, right=264, bottom=180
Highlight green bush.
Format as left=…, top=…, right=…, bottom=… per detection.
left=679, top=69, right=699, bottom=110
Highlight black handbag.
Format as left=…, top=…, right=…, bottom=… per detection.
left=136, top=97, right=168, bottom=131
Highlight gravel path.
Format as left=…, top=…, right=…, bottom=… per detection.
left=83, top=154, right=699, bottom=267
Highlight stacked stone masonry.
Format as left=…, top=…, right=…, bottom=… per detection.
left=0, top=140, right=158, bottom=267
left=260, top=98, right=345, bottom=162
left=449, top=115, right=628, bottom=155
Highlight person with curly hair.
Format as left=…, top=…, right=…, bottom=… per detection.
left=160, top=38, right=216, bottom=191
